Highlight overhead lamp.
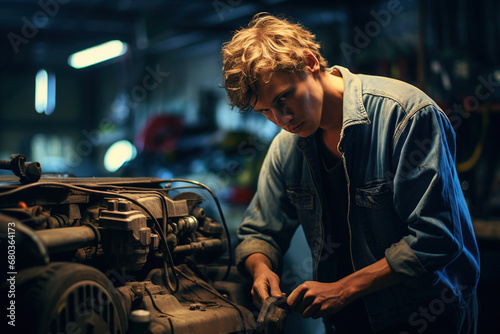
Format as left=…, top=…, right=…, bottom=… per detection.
left=104, top=140, right=137, bottom=173
left=68, top=40, right=128, bottom=69
left=35, top=69, right=56, bottom=115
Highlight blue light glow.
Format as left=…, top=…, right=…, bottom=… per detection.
left=35, top=69, right=56, bottom=115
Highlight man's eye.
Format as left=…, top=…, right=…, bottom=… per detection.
left=279, top=92, right=289, bottom=102
left=257, top=109, right=269, bottom=114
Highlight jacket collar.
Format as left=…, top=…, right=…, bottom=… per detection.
left=297, top=66, right=370, bottom=150
left=333, top=65, right=370, bottom=128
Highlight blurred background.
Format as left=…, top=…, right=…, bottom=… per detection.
left=0, top=0, right=499, bottom=332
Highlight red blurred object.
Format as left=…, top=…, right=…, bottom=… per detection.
left=226, top=186, right=255, bottom=205
left=135, top=115, right=185, bottom=153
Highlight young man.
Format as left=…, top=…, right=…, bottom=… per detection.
left=221, top=13, right=480, bottom=333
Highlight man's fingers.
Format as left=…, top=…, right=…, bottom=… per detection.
left=269, top=278, right=282, bottom=297
left=311, top=307, right=325, bottom=320
left=287, top=284, right=307, bottom=308
left=252, top=283, right=270, bottom=303
left=302, top=302, right=321, bottom=319
left=294, top=294, right=314, bottom=314
left=252, top=270, right=281, bottom=303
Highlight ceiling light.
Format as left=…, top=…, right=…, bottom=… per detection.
left=35, top=69, right=56, bottom=115
left=68, top=40, right=128, bottom=69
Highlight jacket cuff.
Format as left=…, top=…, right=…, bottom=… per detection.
left=235, top=238, right=282, bottom=281
left=385, top=238, right=435, bottom=288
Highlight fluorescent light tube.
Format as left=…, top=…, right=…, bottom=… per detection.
left=35, top=69, right=56, bottom=115
left=68, top=40, right=128, bottom=69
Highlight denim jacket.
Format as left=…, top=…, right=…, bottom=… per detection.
left=235, top=66, right=480, bottom=329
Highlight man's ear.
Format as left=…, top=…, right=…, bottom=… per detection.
left=303, top=50, right=320, bottom=74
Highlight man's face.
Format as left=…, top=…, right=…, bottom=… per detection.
left=253, top=70, right=323, bottom=138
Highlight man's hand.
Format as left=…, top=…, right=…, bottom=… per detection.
left=287, top=258, right=402, bottom=319
left=251, top=265, right=282, bottom=303
left=287, top=281, right=349, bottom=319
left=245, top=253, right=283, bottom=303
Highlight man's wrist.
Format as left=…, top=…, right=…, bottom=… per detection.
left=336, top=258, right=402, bottom=303
left=245, top=253, right=274, bottom=279
left=336, top=273, right=366, bottom=304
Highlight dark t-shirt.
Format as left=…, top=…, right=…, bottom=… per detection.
left=316, top=134, right=373, bottom=332
left=316, top=133, right=351, bottom=281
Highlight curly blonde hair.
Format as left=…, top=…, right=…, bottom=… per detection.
left=221, top=13, right=329, bottom=112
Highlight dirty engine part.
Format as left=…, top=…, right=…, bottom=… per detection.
left=0, top=175, right=261, bottom=334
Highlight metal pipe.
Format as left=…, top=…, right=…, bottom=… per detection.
left=15, top=221, right=50, bottom=265
left=34, top=225, right=99, bottom=254
left=173, top=239, right=222, bottom=256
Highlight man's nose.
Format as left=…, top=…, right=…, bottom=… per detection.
left=270, top=107, right=294, bottom=128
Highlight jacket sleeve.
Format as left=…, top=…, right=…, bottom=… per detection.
left=235, top=133, right=300, bottom=279
left=384, top=105, right=469, bottom=287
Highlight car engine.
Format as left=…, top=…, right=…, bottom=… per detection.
left=0, top=156, right=285, bottom=334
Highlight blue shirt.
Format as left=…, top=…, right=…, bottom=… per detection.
left=235, top=66, right=480, bottom=330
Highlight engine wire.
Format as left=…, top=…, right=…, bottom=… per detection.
left=0, top=181, right=180, bottom=293
left=161, top=179, right=233, bottom=282
left=174, top=267, right=248, bottom=334
left=78, top=179, right=234, bottom=282
left=0, top=179, right=245, bottom=332
left=0, top=178, right=234, bottom=283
